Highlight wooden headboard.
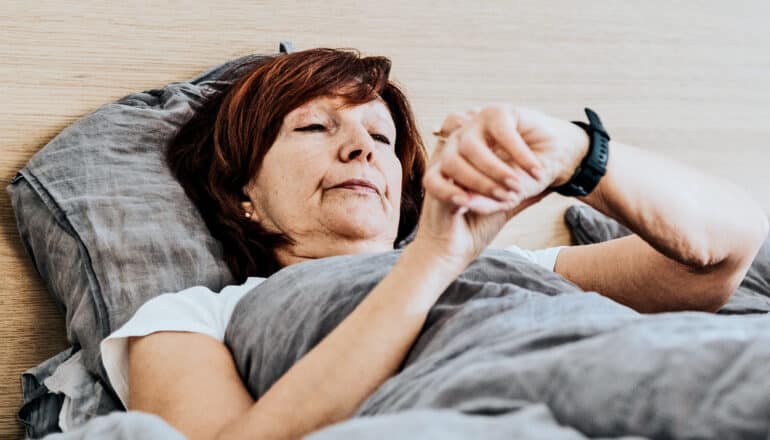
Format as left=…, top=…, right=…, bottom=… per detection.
left=2, top=1, right=769, bottom=437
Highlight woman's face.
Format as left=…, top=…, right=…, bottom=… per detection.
left=242, top=95, right=402, bottom=267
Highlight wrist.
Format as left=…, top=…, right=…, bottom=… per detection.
left=382, top=240, right=469, bottom=310
left=552, top=121, right=590, bottom=188
left=575, top=140, right=613, bottom=211
left=402, top=237, right=471, bottom=276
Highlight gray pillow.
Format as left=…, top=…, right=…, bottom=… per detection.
left=563, top=204, right=770, bottom=314
left=563, top=204, right=633, bottom=245
left=6, top=43, right=293, bottom=436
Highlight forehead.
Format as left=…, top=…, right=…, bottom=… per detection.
left=288, top=96, right=393, bottom=124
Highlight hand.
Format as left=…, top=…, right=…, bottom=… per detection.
left=411, top=104, right=589, bottom=265
left=432, top=105, right=590, bottom=203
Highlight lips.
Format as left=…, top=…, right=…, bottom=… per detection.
left=331, top=178, right=380, bottom=195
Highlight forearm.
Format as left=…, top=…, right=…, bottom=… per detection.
left=216, top=242, right=466, bottom=440
left=578, top=140, right=768, bottom=270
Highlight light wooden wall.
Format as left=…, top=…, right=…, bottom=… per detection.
left=2, top=1, right=769, bottom=437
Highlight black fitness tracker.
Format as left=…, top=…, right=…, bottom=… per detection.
left=552, top=108, right=610, bottom=197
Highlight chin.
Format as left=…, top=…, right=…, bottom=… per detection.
left=336, top=221, right=386, bottom=240
left=320, top=197, right=388, bottom=231
left=325, top=214, right=392, bottom=242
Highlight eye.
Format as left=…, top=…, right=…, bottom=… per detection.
left=295, top=124, right=326, bottom=132
left=371, top=133, right=391, bottom=145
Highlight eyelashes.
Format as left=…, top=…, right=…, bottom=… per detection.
left=295, top=123, right=326, bottom=132
left=295, top=124, right=392, bottom=146
left=370, top=133, right=392, bottom=145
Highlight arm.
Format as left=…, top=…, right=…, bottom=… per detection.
left=429, top=105, right=768, bottom=313
left=127, top=332, right=254, bottom=440
left=214, top=243, right=466, bottom=439
left=128, top=242, right=470, bottom=440
left=554, top=139, right=769, bottom=312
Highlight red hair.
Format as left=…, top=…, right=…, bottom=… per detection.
left=166, top=48, right=427, bottom=281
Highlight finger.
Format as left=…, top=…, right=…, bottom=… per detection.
left=440, top=152, right=518, bottom=203
left=464, top=192, right=520, bottom=216
left=466, top=184, right=554, bottom=217
left=457, top=127, right=523, bottom=192
left=503, top=163, right=548, bottom=202
left=433, top=112, right=473, bottom=138
left=481, top=107, right=543, bottom=180
left=432, top=114, right=470, bottom=159
left=464, top=181, right=553, bottom=218
left=502, top=189, right=552, bottom=217
left=423, top=165, right=472, bottom=206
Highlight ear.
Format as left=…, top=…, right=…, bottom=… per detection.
left=240, top=201, right=259, bottom=222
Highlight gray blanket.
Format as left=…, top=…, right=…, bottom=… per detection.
left=46, top=249, right=770, bottom=439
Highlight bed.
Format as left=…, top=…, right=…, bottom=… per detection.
left=2, top=1, right=770, bottom=438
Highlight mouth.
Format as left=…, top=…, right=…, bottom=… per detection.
left=330, top=178, right=380, bottom=195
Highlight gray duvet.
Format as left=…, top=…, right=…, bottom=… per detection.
left=48, top=249, right=770, bottom=439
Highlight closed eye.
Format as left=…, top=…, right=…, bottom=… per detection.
left=296, top=124, right=391, bottom=145
left=295, top=124, right=326, bottom=132
left=371, top=134, right=391, bottom=145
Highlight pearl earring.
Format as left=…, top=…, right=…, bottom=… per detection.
left=244, top=212, right=252, bottom=219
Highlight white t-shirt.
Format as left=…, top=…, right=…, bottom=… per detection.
left=99, top=245, right=565, bottom=409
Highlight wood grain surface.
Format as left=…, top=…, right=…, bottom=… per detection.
left=2, top=1, right=769, bottom=437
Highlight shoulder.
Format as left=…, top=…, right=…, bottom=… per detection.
left=99, top=277, right=265, bottom=408
left=117, top=276, right=266, bottom=339
left=118, top=277, right=265, bottom=339
left=504, top=244, right=569, bottom=271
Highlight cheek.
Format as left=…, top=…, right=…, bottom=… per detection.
left=254, top=151, right=329, bottom=222
left=263, top=148, right=327, bottom=193
left=387, top=157, right=404, bottom=205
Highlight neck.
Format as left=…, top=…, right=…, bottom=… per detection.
left=274, top=237, right=394, bottom=268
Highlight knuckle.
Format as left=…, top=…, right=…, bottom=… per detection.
left=470, top=172, right=488, bottom=189
left=513, top=106, right=532, bottom=121
left=457, top=139, right=472, bottom=156
left=440, top=155, right=457, bottom=174
left=495, top=166, right=512, bottom=181
left=481, top=103, right=509, bottom=119
left=479, top=106, right=495, bottom=120
left=442, top=113, right=466, bottom=129
left=457, top=133, right=477, bottom=155
left=497, top=149, right=513, bottom=162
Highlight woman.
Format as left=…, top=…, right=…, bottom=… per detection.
left=101, top=48, right=767, bottom=439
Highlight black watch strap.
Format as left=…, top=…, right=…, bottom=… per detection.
left=552, top=108, right=610, bottom=197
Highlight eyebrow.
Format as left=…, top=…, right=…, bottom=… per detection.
left=290, top=107, right=317, bottom=119
left=291, top=101, right=395, bottom=132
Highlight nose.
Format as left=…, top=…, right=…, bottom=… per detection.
left=338, top=126, right=375, bottom=163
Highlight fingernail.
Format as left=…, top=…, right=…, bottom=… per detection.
left=505, top=177, right=518, bottom=190
left=507, top=191, right=519, bottom=202
left=531, top=166, right=544, bottom=180
left=451, top=195, right=467, bottom=205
